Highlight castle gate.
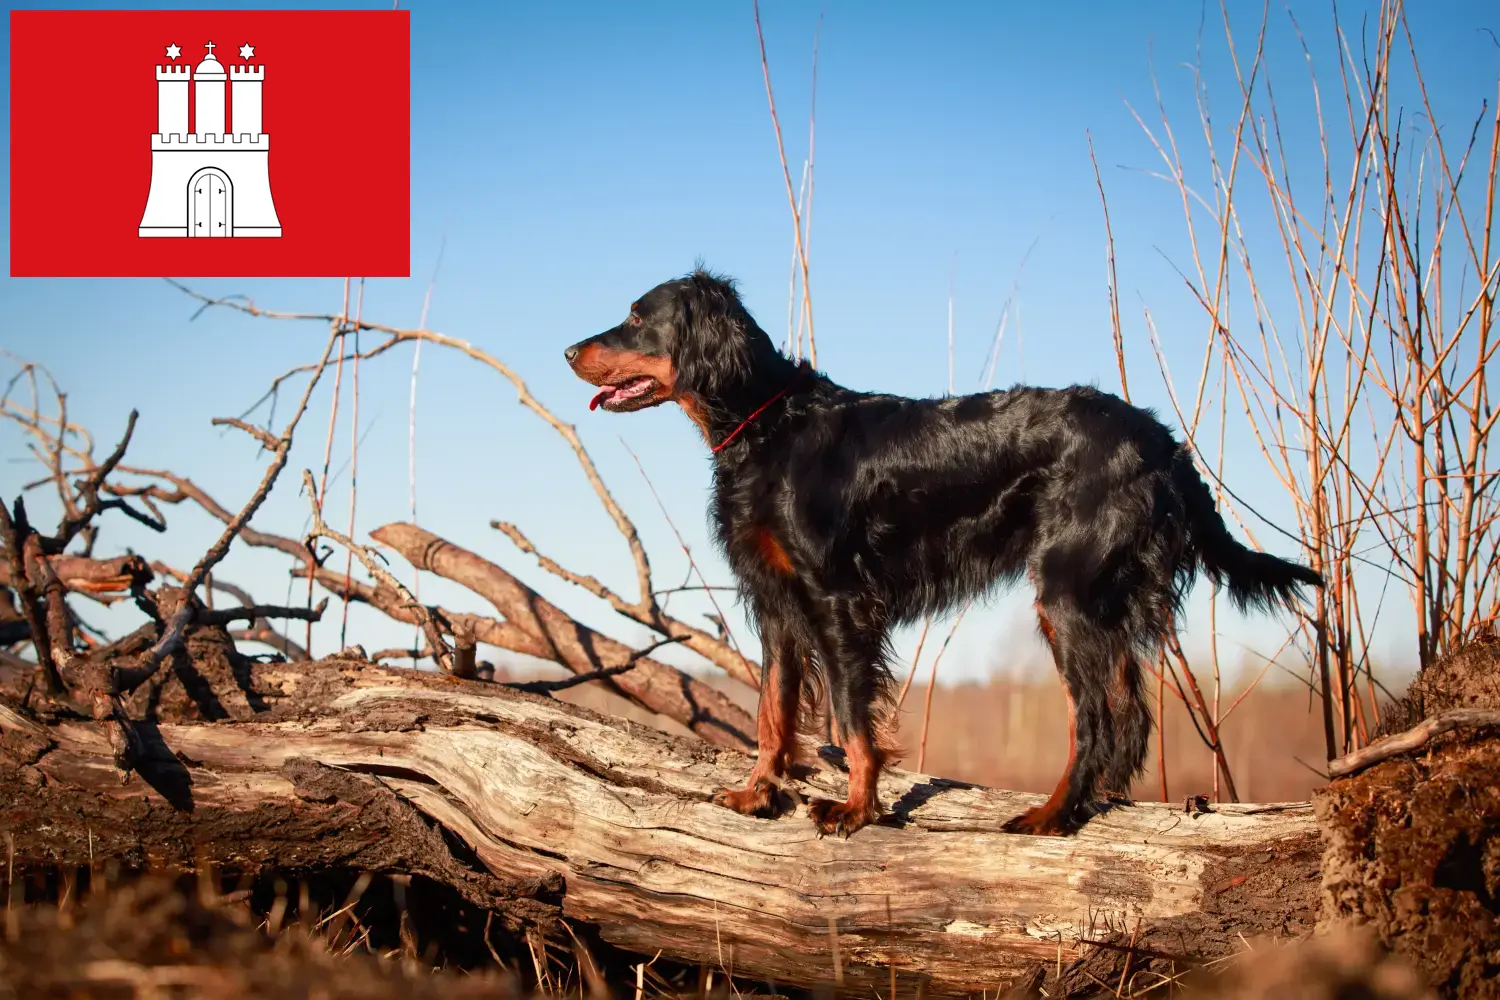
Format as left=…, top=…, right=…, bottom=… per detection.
left=188, top=167, right=232, bottom=237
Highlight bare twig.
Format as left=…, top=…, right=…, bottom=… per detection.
left=46, top=411, right=140, bottom=555
left=753, top=0, right=817, bottom=366
left=493, top=515, right=756, bottom=689
left=198, top=599, right=329, bottom=628
left=505, top=636, right=689, bottom=694
left=917, top=602, right=970, bottom=772
left=211, top=417, right=277, bottom=451
left=301, top=470, right=459, bottom=677
left=229, top=625, right=310, bottom=662
left=1089, top=130, right=1130, bottom=404
left=370, top=646, right=432, bottom=663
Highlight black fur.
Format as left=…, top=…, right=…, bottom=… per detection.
left=566, top=269, right=1323, bottom=834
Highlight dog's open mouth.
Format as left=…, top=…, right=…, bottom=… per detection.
left=589, top=376, right=660, bottom=411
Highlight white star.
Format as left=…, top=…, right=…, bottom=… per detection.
left=239, top=43, right=255, bottom=60
left=165, top=43, right=182, bottom=60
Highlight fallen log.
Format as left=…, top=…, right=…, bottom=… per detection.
left=0, top=657, right=1322, bottom=996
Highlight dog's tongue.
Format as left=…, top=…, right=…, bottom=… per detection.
left=589, top=377, right=654, bottom=411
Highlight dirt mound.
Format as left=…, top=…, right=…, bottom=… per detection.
left=1317, top=638, right=1500, bottom=999
left=1379, top=633, right=1500, bottom=735
left=0, top=876, right=523, bottom=1000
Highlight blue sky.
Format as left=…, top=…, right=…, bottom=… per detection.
left=3, top=0, right=1496, bottom=686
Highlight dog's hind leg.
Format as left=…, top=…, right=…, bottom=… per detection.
left=713, top=621, right=803, bottom=818
left=806, top=595, right=896, bottom=838
left=1100, top=649, right=1151, bottom=803
left=1004, top=600, right=1119, bottom=836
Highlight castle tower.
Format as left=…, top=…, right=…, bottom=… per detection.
left=230, top=64, right=264, bottom=136
left=155, top=64, right=191, bottom=136
left=139, top=39, right=282, bottom=238
left=193, top=42, right=226, bottom=134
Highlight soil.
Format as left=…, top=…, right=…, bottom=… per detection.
left=0, top=874, right=525, bottom=1000
left=1041, top=828, right=1324, bottom=997
left=1316, top=637, right=1500, bottom=999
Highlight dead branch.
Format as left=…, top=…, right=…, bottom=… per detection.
left=312, top=565, right=548, bottom=661
left=227, top=625, right=310, bottom=662
left=45, top=410, right=141, bottom=555
left=169, top=283, right=762, bottom=695
left=100, top=328, right=343, bottom=759
left=210, top=416, right=278, bottom=451
left=369, top=646, right=431, bottom=662
left=108, top=470, right=313, bottom=568
left=369, top=522, right=755, bottom=750
left=149, top=564, right=310, bottom=661
left=3, top=350, right=751, bottom=750
left=0, top=553, right=153, bottom=596
left=504, top=661, right=641, bottom=695
left=25, top=531, right=84, bottom=679
left=492, top=520, right=757, bottom=688
left=169, top=286, right=664, bottom=653
left=1326, top=708, right=1500, bottom=778
left=197, top=598, right=329, bottom=628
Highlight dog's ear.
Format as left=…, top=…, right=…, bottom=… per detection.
left=672, top=271, right=761, bottom=401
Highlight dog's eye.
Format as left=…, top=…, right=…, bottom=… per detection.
left=626, top=313, right=643, bottom=327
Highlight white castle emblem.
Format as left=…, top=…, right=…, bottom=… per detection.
left=138, top=41, right=282, bottom=238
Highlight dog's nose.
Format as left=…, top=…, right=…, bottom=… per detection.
left=564, top=344, right=580, bottom=364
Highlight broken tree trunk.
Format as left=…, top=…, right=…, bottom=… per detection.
left=0, top=657, right=1321, bottom=996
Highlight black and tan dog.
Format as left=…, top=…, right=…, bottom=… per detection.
left=565, top=269, right=1321, bottom=838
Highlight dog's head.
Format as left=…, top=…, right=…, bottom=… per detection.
left=564, top=269, right=784, bottom=415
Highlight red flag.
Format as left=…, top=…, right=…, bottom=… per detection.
left=9, top=10, right=410, bottom=278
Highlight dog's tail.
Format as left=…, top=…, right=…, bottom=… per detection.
left=1172, top=446, right=1323, bottom=614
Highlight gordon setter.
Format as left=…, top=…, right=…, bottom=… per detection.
left=565, top=269, right=1322, bottom=838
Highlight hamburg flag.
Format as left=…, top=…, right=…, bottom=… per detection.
left=9, top=9, right=410, bottom=278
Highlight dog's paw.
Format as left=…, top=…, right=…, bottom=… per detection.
left=807, top=797, right=879, bottom=839
left=1002, top=805, right=1077, bottom=837
left=712, top=779, right=780, bottom=818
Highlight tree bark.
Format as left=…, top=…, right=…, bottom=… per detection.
left=0, top=658, right=1321, bottom=997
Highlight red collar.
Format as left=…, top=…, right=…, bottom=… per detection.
left=711, top=387, right=791, bottom=454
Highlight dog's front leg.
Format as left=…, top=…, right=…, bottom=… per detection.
left=807, top=729, right=885, bottom=837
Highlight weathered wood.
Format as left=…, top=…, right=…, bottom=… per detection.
left=0, top=660, right=1320, bottom=996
